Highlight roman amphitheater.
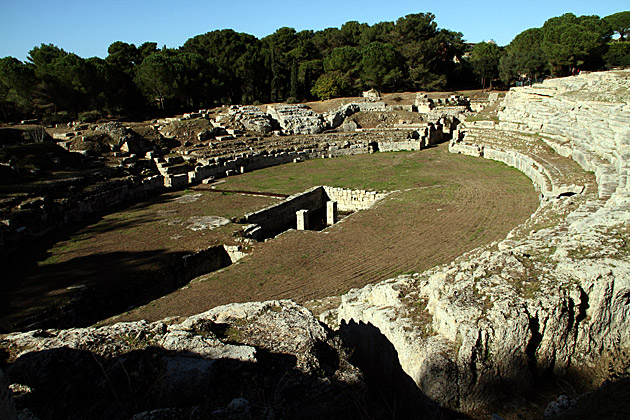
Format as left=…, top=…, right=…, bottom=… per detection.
left=1, top=70, right=629, bottom=420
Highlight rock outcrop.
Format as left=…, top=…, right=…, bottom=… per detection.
left=1, top=300, right=402, bottom=419
left=267, top=104, right=326, bottom=135
left=332, top=70, right=630, bottom=414
left=215, top=105, right=276, bottom=133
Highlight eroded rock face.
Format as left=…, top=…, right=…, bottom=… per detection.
left=333, top=70, right=630, bottom=414
left=215, top=105, right=276, bottom=133
left=0, top=300, right=398, bottom=420
left=267, top=104, right=326, bottom=135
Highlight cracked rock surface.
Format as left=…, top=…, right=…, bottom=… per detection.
left=0, top=300, right=390, bottom=420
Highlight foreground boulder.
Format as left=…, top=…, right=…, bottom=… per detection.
left=1, top=300, right=430, bottom=420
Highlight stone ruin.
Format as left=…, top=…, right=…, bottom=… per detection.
left=414, top=93, right=471, bottom=117
left=4, top=71, right=630, bottom=419
left=239, top=186, right=389, bottom=240
left=331, top=69, right=630, bottom=414
left=362, top=88, right=381, bottom=101
left=214, top=105, right=276, bottom=134
left=266, top=104, right=326, bottom=135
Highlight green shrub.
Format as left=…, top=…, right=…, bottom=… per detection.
left=311, top=71, right=350, bottom=100
left=43, top=111, right=72, bottom=125
left=603, top=42, right=630, bottom=68
left=78, top=110, right=102, bottom=123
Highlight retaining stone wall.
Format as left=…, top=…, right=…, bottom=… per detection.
left=0, top=175, right=164, bottom=257
left=241, top=187, right=327, bottom=236
left=323, top=187, right=388, bottom=212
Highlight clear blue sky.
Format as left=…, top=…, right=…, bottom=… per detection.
left=1, top=0, right=627, bottom=61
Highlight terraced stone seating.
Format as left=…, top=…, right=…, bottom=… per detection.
left=334, top=70, right=630, bottom=413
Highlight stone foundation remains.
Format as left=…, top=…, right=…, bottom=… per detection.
left=240, top=186, right=388, bottom=240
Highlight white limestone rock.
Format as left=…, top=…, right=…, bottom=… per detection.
left=337, top=70, right=630, bottom=413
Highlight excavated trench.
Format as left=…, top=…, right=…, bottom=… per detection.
left=238, top=185, right=386, bottom=241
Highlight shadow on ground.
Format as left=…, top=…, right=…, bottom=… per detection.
left=0, top=246, right=232, bottom=333
left=0, top=339, right=469, bottom=420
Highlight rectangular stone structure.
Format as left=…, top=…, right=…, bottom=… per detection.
left=326, top=201, right=337, bottom=226
left=296, top=209, right=309, bottom=230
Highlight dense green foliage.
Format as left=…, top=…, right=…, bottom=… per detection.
left=0, top=11, right=628, bottom=122
left=0, top=13, right=468, bottom=121
left=499, top=12, right=630, bottom=85
left=470, top=42, right=501, bottom=88
left=604, top=11, right=630, bottom=41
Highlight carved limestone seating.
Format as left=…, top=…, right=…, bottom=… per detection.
left=334, top=70, right=630, bottom=413
left=452, top=126, right=596, bottom=200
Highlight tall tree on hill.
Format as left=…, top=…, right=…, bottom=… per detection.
left=359, top=21, right=395, bottom=47
left=26, top=45, right=107, bottom=117
left=387, top=13, right=465, bottom=90
left=340, top=21, right=368, bottom=47
left=26, top=44, right=68, bottom=114
left=106, top=41, right=139, bottom=71
left=603, top=41, right=630, bottom=68
left=104, top=41, right=145, bottom=115
left=183, top=30, right=261, bottom=103
left=470, top=42, right=501, bottom=89
left=263, top=27, right=300, bottom=102
left=312, top=27, right=347, bottom=57
left=359, top=42, right=405, bottom=91
left=299, top=59, right=324, bottom=100
left=322, top=46, right=361, bottom=92
left=0, top=57, right=36, bottom=120
left=604, top=11, right=630, bottom=41
left=287, top=30, right=321, bottom=99
left=176, top=52, right=218, bottom=108
left=135, top=52, right=179, bottom=109
left=499, top=28, right=547, bottom=84
left=541, top=13, right=612, bottom=75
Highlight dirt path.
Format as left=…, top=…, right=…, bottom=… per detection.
left=112, top=144, right=539, bottom=323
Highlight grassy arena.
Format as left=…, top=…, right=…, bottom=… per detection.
left=110, top=143, right=540, bottom=323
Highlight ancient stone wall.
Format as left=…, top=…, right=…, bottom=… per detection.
left=241, top=186, right=388, bottom=237
left=0, top=174, right=164, bottom=257
left=267, top=104, right=326, bottom=135
left=241, top=186, right=327, bottom=237
left=0, top=126, right=445, bottom=256
left=323, top=187, right=388, bottom=212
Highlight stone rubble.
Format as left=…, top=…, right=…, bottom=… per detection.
left=266, top=104, right=326, bottom=135
left=215, top=105, right=277, bottom=134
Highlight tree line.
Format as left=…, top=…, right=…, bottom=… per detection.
left=472, top=11, right=630, bottom=88
left=0, top=11, right=628, bottom=123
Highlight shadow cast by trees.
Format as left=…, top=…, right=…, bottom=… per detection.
left=0, top=246, right=232, bottom=333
